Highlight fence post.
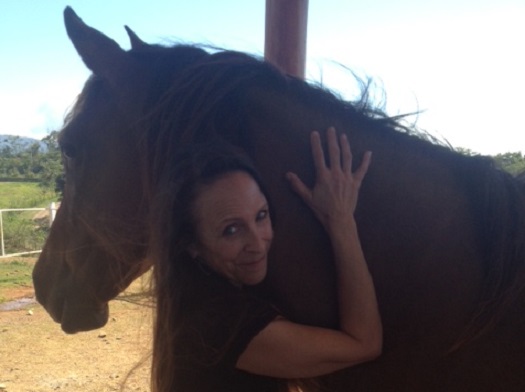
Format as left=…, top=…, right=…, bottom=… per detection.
left=0, top=211, right=4, bottom=257
left=49, top=202, right=56, bottom=227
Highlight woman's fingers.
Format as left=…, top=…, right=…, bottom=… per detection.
left=286, top=172, right=312, bottom=206
left=295, top=127, right=371, bottom=190
left=310, top=131, right=327, bottom=177
left=327, top=127, right=342, bottom=170
left=354, top=151, right=372, bottom=184
left=340, top=133, right=353, bottom=174
left=287, top=128, right=372, bottom=228
left=325, top=128, right=370, bottom=183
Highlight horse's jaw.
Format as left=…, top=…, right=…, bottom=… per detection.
left=33, top=245, right=112, bottom=333
left=33, top=234, right=150, bottom=334
left=59, top=301, right=109, bottom=334
left=48, top=281, right=110, bottom=334
left=32, top=206, right=137, bottom=333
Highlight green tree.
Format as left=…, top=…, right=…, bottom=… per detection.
left=457, top=147, right=525, bottom=176
left=492, top=152, right=525, bottom=176
left=40, top=131, right=64, bottom=197
left=42, top=131, right=60, bottom=152
left=455, top=147, right=480, bottom=156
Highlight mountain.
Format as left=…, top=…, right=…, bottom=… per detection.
left=0, top=135, right=48, bottom=155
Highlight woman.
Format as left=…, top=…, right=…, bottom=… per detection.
left=149, top=127, right=381, bottom=391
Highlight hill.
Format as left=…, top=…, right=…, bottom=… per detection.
left=0, top=135, right=48, bottom=155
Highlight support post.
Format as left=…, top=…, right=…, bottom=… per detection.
left=265, top=0, right=308, bottom=79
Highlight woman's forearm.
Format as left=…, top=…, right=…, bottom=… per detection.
left=327, top=218, right=382, bottom=355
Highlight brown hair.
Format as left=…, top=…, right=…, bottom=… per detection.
left=148, top=140, right=271, bottom=391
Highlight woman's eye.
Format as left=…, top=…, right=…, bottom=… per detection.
left=223, top=225, right=238, bottom=236
left=256, top=209, right=269, bottom=221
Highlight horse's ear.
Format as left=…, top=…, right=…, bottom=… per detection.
left=125, top=26, right=147, bottom=50
left=64, top=7, right=132, bottom=83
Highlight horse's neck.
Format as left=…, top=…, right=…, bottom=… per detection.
left=239, top=85, right=484, bottom=335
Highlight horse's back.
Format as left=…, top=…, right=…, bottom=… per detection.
left=238, top=80, right=525, bottom=391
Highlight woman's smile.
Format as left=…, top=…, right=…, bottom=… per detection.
left=238, top=256, right=266, bottom=271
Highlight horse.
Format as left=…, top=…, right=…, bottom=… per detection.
left=33, top=7, right=525, bottom=391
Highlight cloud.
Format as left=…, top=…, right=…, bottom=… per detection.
left=0, top=79, right=82, bottom=139
left=305, top=5, right=525, bottom=155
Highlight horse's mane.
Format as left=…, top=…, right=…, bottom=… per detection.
left=69, top=42, right=525, bottom=349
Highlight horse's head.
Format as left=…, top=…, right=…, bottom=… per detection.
left=32, top=7, right=207, bottom=333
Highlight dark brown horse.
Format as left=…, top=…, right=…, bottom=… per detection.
left=33, top=7, right=525, bottom=391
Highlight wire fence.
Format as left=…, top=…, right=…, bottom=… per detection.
left=0, top=202, right=57, bottom=258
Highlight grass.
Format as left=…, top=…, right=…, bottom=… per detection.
left=0, top=257, right=35, bottom=303
left=0, top=182, right=55, bottom=209
left=0, top=182, right=57, bottom=256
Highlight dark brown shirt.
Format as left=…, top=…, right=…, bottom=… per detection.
left=172, top=263, right=286, bottom=392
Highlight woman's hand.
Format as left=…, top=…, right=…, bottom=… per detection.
left=286, top=127, right=372, bottom=232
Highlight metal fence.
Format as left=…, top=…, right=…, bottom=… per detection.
left=0, top=202, right=57, bottom=257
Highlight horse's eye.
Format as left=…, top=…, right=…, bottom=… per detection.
left=61, top=143, right=77, bottom=159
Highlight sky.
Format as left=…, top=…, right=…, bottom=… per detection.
left=1, top=0, right=524, bottom=155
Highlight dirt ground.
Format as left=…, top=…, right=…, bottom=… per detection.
left=0, top=273, right=152, bottom=392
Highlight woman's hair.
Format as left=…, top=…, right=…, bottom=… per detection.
left=148, top=140, right=270, bottom=391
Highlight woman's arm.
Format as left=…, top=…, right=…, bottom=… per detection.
left=236, top=127, right=382, bottom=378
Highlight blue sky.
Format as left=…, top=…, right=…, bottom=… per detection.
left=1, top=0, right=524, bottom=155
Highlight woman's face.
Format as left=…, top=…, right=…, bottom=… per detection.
left=189, top=171, right=273, bottom=286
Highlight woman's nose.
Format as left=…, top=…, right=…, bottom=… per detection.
left=245, top=227, right=269, bottom=252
